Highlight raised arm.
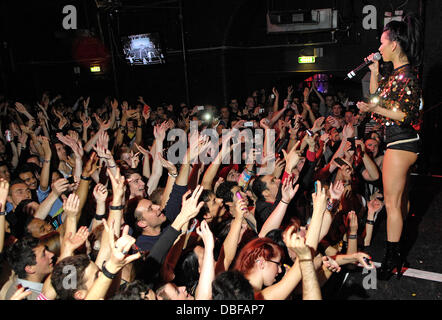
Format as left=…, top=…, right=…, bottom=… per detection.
left=157, top=153, right=178, bottom=210
left=0, top=179, right=8, bottom=253
left=85, top=223, right=141, bottom=300
left=346, top=211, right=358, bottom=255
left=258, top=176, right=299, bottom=237
left=221, top=199, right=246, bottom=271
left=135, top=143, right=151, bottom=180
left=289, top=231, right=322, bottom=300
left=37, top=136, right=52, bottom=191
left=356, top=140, right=380, bottom=181
left=146, top=122, right=167, bottom=195
left=272, top=87, right=280, bottom=113
left=195, top=220, right=215, bottom=300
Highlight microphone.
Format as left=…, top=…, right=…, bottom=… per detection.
left=345, top=52, right=382, bottom=80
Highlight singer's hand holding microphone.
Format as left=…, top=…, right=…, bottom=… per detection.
left=345, top=52, right=382, bottom=80
left=365, top=53, right=380, bottom=73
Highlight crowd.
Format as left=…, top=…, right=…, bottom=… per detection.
left=0, top=81, right=389, bottom=300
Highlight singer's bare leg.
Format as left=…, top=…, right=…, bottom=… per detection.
left=382, top=149, right=417, bottom=242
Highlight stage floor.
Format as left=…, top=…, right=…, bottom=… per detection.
left=324, top=174, right=442, bottom=300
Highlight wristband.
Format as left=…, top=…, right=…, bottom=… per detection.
left=326, top=199, right=339, bottom=212
left=168, top=172, right=178, bottom=178
left=298, top=259, right=313, bottom=263
left=0, top=211, right=5, bottom=216
left=107, top=165, right=116, bottom=168
left=41, top=159, right=50, bottom=163
left=280, top=200, right=290, bottom=205
left=109, top=204, right=124, bottom=210
left=101, top=262, right=117, bottom=279
left=80, top=175, right=91, bottom=181
left=366, top=220, right=375, bottom=225
left=94, top=213, right=106, bottom=220
left=348, top=234, right=357, bottom=240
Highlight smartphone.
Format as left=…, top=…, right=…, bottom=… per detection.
left=347, top=137, right=357, bottom=150
left=5, top=130, right=12, bottom=142
left=270, top=94, right=275, bottom=99
left=334, top=157, right=348, bottom=167
left=362, top=257, right=372, bottom=266
left=67, top=176, right=75, bottom=184
left=259, top=108, right=265, bottom=114
left=197, top=105, right=205, bottom=111
left=143, top=104, right=150, bottom=114
left=236, top=192, right=242, bottom=200
left=244, top=121, right=254, bottom=127
left=306, top=129, right=314, bottom=137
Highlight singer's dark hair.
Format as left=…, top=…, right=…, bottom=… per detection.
left=383, top=13, right=423, bottom=67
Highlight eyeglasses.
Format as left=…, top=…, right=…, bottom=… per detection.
left=266, top=260, right=282, bottom=268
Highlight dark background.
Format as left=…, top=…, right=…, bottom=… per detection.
left=0, top=0, right=440, bottom=174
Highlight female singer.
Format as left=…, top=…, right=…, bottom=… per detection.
left=357, top=15, right=423, bottom=280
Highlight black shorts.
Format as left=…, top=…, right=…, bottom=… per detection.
left=385, top=125, right=420, bottom=154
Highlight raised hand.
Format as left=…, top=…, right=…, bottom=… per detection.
left=111, top=98, right=118, bottom=110
left=329, top=180, right=345, bottom=200
left=153, top=121, right=167, bottom=141
left=129, top=150, right=140, bottom=168
left=367, top=198, right=383, bottom=219
left=158, top=152, right=177, bottom=175
left=93, top=131, right=112, bottom=160
left=134, top=143, right=150, bottom=157
left=272, top=87, right=279, bottom=98
left=15, top=102, right=28, bottom=114
left=312, top=180, right=327, bottom=215
left=93, top=183, right=108, bottom=203
left=287, top=85, right=294, bottom=97
left=107, top=167, right=125, bottom=200
left=284, top=226, right=312, bottom=260
left=196, top=220, right=214, bottom=251
left=82, top=152, right=100, bottom=178
left=0, top=179, right=9, bottom=210
left=36, top=136, right=50, bottom=160
left=63, top=193, right=80, bottom=218
left=327, top=116, right=340, bottom=128
left=83, top=97, right=90, bottom=109
left=179, top=185, right=205, bottom=219
left=51, top=178, right=70, bottom=197
left=346, top=211, right=358, bottom=235
left=281, top=175, right=299, bottom=203
left=342, top=123, right=355, bottom=138
left=272, top=158, right=286, bottom=178
left=312, top=117, right=325, bottom=133
left=19, top=124, right=33, bottom=135
left=213, top=177, right=224, bottom=194
left=62, top=226, right=90, bottom=254
left=282, top=140, right=301, bottom=173
left=102, top=221, right=141, bottom=271
left=234, top=197, right=248, bottom=219
left=56, top=132, right=84, bottom=158
left=320, top=133, right=330, bottom=143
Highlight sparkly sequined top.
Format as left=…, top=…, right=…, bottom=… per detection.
left=371, top=64, right=421, bottom=129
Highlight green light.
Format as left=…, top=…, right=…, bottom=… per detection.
left=298, top=56, right=316, bottom=64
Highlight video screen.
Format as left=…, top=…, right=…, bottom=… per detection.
left=122, top=33, right=165, bottom=66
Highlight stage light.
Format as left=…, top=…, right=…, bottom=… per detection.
left=298, top=56, right=315, bottom=64
left=90, top=65, right=101, bottom=73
